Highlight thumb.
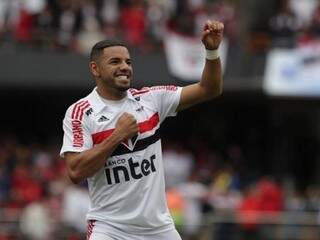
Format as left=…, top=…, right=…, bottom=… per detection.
left=201, top=29, right=210, bottom=40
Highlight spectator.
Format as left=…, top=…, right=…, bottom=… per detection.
left=290, top=0, right=318, bottom=26
left=120, top=0, right=147, bottom=48
left=194, top=0, right=238, bottom=41
left=13, top=0, right=46, bottom=44
left=100, top=0, right=120, bottom=38
left=54, top=0, right=82, bottom=49
left=146, top=0, right=175, bottom=45
left=166, top=187, right=185, bottom=233
left=269, top=0, right=301, bottom=48
left=177, top=172, right=208, bottom=240
left=62, top=183, right=90, bottom=234
left=163, top=142, right=194, bottom=188
left=237, top=177, right=283, bottom=240
left=309, top=4, right=320, bottom=37
left=19, top=195, right=52, bottom=240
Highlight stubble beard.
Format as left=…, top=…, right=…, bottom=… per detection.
left=116, top=85, right=130, bottom=92
left=103, top=76, right=131, bottom=93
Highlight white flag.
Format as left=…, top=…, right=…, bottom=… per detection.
left=164, top=30, right=227, bottom=82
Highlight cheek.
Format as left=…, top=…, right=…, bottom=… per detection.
left=101, top=69, right=114, bottom=77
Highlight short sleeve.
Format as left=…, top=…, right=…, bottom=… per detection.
left=149, top=86, right=182, bottom=123
left=60, top=102, right=93, bottom=157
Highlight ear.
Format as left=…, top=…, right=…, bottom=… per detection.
left=89, top=61, right=100, bottom=78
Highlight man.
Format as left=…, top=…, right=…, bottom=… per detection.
left=60, top=20, right=224, bottom=240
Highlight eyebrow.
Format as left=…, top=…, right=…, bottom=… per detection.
left=107, top=57, right=131, bottom=62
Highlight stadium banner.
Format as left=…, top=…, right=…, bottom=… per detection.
left=264, top=46, right=320, bottom=97
left=163, top=30, right=228, bottom=82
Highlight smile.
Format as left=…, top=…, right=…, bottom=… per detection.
left=115, top=75, right=129, bottom=80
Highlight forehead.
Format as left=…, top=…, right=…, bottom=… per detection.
left=102, top=46, right=130, bottom=59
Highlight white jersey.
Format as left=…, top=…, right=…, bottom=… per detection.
left=60, top=86, right=182, bottom=235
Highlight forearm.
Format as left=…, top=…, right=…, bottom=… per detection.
left=176, top=55, right=223, bottom=111
left=67, top=132, right=123, bottom=184
left=200, top=57, right=223, bottom=98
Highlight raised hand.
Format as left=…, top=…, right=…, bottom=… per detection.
left=201, top=20, right=224, bottom=50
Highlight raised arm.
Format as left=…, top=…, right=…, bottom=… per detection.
left=65, top=113, right=138, bottom=184
left=177, top=20, right=224, bottom=111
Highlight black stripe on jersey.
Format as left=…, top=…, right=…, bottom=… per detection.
left=111, top=129, right=161, bottom=157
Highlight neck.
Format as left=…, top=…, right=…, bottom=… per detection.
left=96, top=84, right=127, bottom=101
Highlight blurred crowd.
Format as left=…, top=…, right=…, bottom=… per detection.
left=269, top=0, right=320, bottom=48
left=246, top=0, right=320, bottom=52
left=0, top=136, right=320, bottom=240
left=0, top=0, right=320, bottom=55
left=1, top=0, right=320, bottom=240
left=0, top=0, right=238, bottom=54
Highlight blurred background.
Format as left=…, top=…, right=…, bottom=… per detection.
left=1, top=0, right=320, bottom=239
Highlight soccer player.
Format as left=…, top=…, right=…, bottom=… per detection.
left=60, top=20, right=224, bottom=240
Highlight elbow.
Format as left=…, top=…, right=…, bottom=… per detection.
left=212, top=85, right=223, bottom=98
left=67, top=168, right=84, bottom=184
left=205, top=85, right=223, bottom=100
left=217, top=87, right=223, bottom=97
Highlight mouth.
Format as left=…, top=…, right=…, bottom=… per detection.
left=115, top=74, right=130, bottom=81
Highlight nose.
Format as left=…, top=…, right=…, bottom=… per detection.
left=119, top=61, right=130, bottom=71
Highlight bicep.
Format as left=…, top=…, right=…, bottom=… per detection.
left=177, top=83, right=210, bottom=111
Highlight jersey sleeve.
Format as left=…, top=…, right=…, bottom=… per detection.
left=60, top=102, right=93, bottom=157
left=149, top=85, right=182, bottom=123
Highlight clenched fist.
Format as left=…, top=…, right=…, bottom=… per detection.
left=114, top=113, right=139, bottom=141
left=201, top=20, right=224, bottom=50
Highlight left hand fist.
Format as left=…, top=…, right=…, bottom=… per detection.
left=201, top=20, right=224, bottom=50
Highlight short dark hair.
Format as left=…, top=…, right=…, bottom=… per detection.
left=90, top=39, right=127, bottom=61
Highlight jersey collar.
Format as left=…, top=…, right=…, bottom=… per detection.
left=88, top=87, right=137, bottom=115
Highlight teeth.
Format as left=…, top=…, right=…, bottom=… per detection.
left=116, top=75, right=128, bottom=80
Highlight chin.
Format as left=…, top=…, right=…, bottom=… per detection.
left=116, top=85, right=130, bottom=92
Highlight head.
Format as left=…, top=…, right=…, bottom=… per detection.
left=89, top=39, right=133, bottom=94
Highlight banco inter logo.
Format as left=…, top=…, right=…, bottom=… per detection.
left=105, top=155, right=156, bottom=185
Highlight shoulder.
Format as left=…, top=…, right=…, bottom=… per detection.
left=129, top=87, right=151, bottom=97
left=149, top=85, right=179, bottom=92
left=129, top=85, right=179, bottom=97
left=65, top=96, right=93, bottom=121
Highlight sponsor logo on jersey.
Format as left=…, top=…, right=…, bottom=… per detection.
left=105, top=155, right=156, bottom=184
left=86, top=108, right=93, bottom=116
left=135, top=106, right=144, bottom=112
left=98, top=115, right=109, bottom=122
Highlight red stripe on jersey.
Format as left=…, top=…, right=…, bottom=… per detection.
left=75, top=101, right=89, bottom=120
left=150, top=85, right=178, bottom=91
left=132, top=89, right=150, bottom=96
left=130, top=87, right=150, bottom=96
left=92, top=128, right=114, bottom=145
left=71, top=101, right=85, bottom=119
left=86, top=220, right=96, bottom=240
left=78, top=102, right=90, bottom=121
left=139, top=112, right=159, bottom=133
left=92, top=113, right=160, bottom=145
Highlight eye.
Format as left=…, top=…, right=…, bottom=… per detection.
left=109, top=59, right=120, bottom=65
left=126, top=60, right=132, bottom=66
